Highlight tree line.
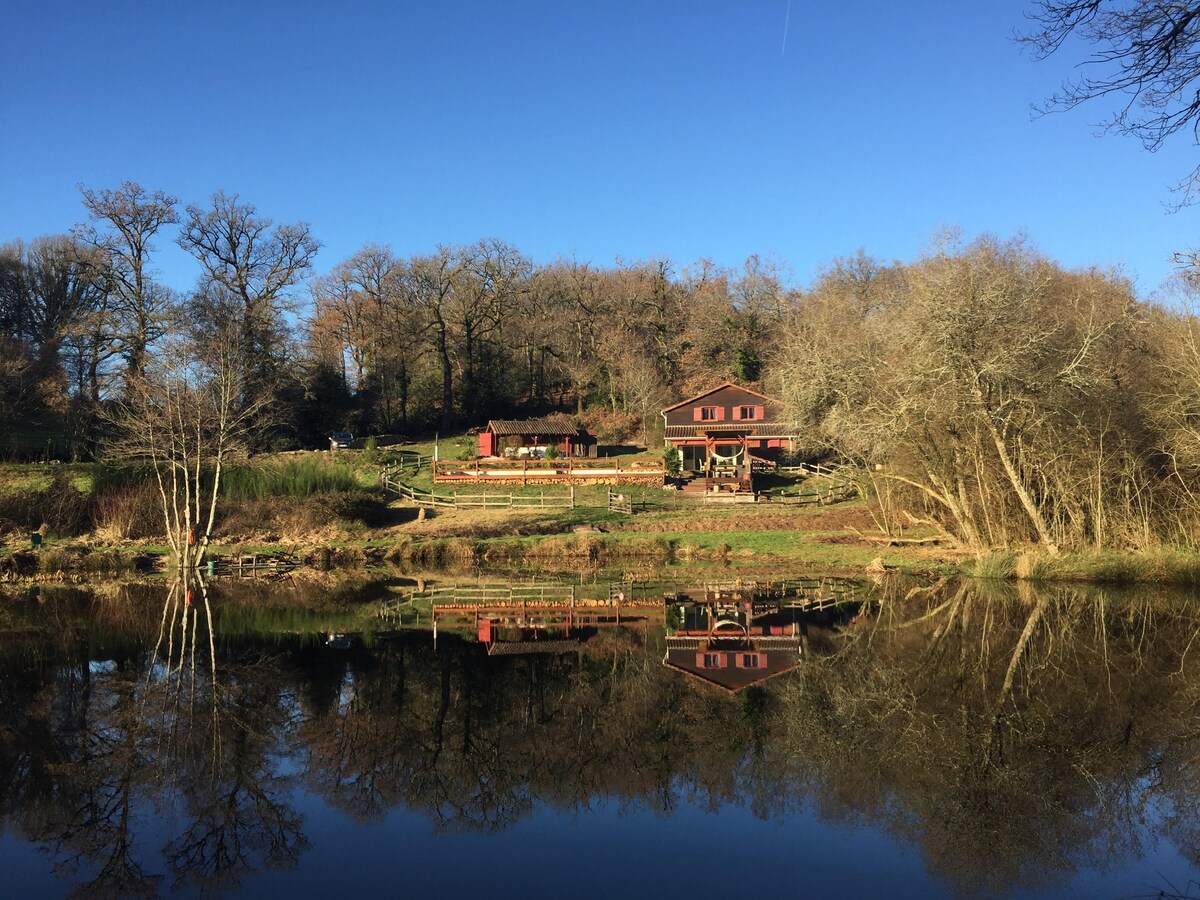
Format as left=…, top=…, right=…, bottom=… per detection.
left=6, top=182, right=1200, bottom=553
left=0, top=182, right=780, bottom=457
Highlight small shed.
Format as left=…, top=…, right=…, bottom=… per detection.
left=479, top=418, right=597, bottom=458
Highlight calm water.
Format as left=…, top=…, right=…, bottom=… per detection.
left=0, top=575, right=1198, bottom=898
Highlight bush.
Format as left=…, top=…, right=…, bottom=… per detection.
left=93, top=482, right=164, bottom=540
left=663, top=445, right=682, bottom=477
left=0, top=472, right=91, bottom=537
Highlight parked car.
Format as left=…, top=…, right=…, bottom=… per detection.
left=329, top=432, right=355, bottom=450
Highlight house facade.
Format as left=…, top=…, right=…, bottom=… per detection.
left=661, top=383, right=796, bottom=491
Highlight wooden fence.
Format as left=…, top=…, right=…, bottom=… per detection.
left=432, top=457, right=665, bottom=486
left=380, top=474, right=575, bottom=509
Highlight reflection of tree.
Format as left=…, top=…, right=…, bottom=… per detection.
left=156, top=580, right=308, bottom=892
left=0, top=579, right=308, bottom=896
left=165, top=719, right=307, bottom=892
left=3, top=579, right=1200, bottom=895
left=296, top=629, right=791, bottom=835
left=778, top=578, right=1200, bottom=895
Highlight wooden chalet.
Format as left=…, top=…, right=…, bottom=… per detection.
left=663, top=600, right=805, bottom=693
left=661, top=383, right=796, bottom=494
left=477, top=418, right=596, bottom=459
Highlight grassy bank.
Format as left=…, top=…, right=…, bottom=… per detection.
left=7, top=452, right=1200, bottom=585
left=967, top=547, right=1200, bottom=585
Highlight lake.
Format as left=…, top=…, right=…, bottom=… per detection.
left=0, top=573, right=1196, bottom=898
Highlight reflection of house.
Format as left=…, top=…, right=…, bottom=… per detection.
left=663, top=601, right=804, bottom=692
left=661, top=383, right=797, bottom=493
left=477, top=418, right=597, bottom=459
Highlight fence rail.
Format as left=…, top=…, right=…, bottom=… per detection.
left=433, top=457, right=665, bottom=485
left=380, top=474, right=575, bottom=508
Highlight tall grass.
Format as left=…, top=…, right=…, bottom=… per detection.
left=221, top=458, right=360, bottom=500
left=969, top=550, right=1015, bottom=579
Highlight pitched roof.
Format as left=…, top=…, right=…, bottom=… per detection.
left=486, top=418, right=580, bottom=437
left=661, top=381, right=776, bottom=414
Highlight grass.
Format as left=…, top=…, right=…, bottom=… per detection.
left=0, top=462, right=96, bottom=495
left=220, top=457, right=360, bottom=500
left=15, top=438, right=1200, bottom=586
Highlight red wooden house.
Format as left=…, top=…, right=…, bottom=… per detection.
left=477, top=418, right=597, bottom=459
left=661, top=383, right=796, bottom=492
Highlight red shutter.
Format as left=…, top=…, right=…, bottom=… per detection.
left=716, top=406, right=726, bottom=421
left=695, top=652, right=706, bottom=667
left=693, top=407, right=703, bottom=422
left=755, top=405, right=765, bottom=420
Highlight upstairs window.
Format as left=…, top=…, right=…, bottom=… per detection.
left=735, top=405, right=765, bottom=421
left=699, top=406, right=719, bottom=421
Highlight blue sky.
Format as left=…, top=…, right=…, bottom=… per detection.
left=3, top=1, right=1198, bottom=296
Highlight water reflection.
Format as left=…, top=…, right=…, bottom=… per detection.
left=0, top=576, right=1196, bottom=897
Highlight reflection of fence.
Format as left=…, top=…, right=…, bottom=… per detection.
left=433, top=457, right=664, bottom=486
left=204, top=553, right=299, bottom=578
left=421, top=582, right=579, bottom=603
left=429, top=593, right=667, bottom=632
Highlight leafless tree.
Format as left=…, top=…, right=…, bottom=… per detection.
left=1021, top=1, right=1200, bottom=202
left=106, top=309, right=266, bottom=573
left=178, top=192, right=318, bottom=415
left=77, top=182, right=178, bottom=388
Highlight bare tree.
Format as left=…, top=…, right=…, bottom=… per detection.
left=77, top=181, right=178, bottom=388
left=1021, top=1, right=1200, bottom=202
left=400, top=248, right=458, bottom=432
left=178, top=192, right=318, bottom=418
left=107, top=309, right=266, bottom=573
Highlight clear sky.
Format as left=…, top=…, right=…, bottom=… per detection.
left=3, top=0, right=1198, bottom=296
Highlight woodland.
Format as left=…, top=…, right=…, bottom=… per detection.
left=7, top=182, right=1200, bottom=558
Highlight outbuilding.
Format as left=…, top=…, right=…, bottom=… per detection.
left=478, top=418, right=597, bottom=459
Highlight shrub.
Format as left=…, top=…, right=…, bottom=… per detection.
left=93, top=482, right=164, bottom=540
left=0, top=473, right=91, bottom=536
left=663, top=445, right=682, bottom=477
left=971, top=550, right=1015, bottom=580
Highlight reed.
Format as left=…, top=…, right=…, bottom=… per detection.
left=221, top=458, right=360, bottom=500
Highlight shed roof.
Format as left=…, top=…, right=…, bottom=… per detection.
left=487, top=418, right=580, bottom=437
